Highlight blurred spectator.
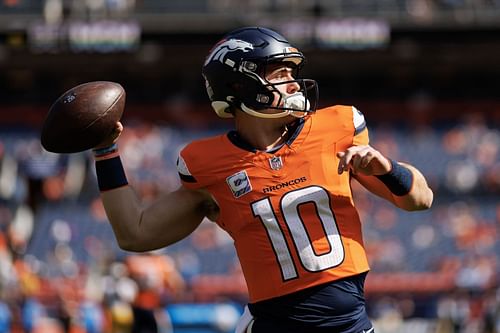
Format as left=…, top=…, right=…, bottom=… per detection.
left=125, top=253, right=185, bottom=306
left=125, top=253, right=183, bottom=333
left=61, top=154, right=88, bottom=201
left=79, top=299, right=104, bottom=333
left=442, top=112, right=500, bottom=193
left=436, top=290, right=470, bottom=333
left=455, top=255, right=496, bottom=291
left=482, top=286, right=500, bottom=333
left=16, top=139, right=66, bottom=212
left=22, top=297, right=45, bottom=333
left=0, top=300, right=11, bottom=333
left=0, top=142, right=19, bottom=202
left=8, top=204, right=34, bottom=257
left=371, top=296, right=405, bottom=332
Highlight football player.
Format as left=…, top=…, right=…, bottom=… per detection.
left=93, top=27, right=433, bottom=332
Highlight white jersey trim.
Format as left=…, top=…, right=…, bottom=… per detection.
left=352, top=106, right=367, bottom=135
left=176, top=154, right=192, bottom=177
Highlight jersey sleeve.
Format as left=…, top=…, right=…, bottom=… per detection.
left=176, top=152, right=198, bottom=187
left=176, top=144, right=208, bottom=190
left=351, top=106, right=369, bottom=146
left=317, top=105, right=369, bottom=145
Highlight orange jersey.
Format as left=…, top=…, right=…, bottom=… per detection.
left=177, top=105, right=370, bottom=303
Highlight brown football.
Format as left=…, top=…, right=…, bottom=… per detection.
left=41, top=81, right=125, bottom=153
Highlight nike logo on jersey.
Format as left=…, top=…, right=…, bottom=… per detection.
left=262, top=177, right=307, bottom=194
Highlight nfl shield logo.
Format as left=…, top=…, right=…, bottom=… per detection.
left=269, top=156, right=283, bottom=170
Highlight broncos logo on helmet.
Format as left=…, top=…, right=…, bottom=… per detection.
left=204, top=39, right=254, bottom=66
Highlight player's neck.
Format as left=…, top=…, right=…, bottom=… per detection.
left=235, top=115, right=292, bottom=151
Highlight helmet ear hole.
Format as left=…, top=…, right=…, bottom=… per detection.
left=228, top=83, right=244, bottom=108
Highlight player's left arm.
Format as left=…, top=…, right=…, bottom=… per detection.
left=337, top=145, right=433, bottom=211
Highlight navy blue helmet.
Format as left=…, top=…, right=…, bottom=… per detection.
left=202, top=27, right=319, bottom=119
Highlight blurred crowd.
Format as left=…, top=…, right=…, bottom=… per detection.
left=0, top=114, right=499, bottom=333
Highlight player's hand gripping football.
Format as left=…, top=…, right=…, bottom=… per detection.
left=94, top=121, right=123, bottom=149
left=337, top=145, right=392, bottom=176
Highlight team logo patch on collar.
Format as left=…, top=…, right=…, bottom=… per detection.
left=269, top=156, right=283, bottom=170
left=226, top=170, right=252, bottom=198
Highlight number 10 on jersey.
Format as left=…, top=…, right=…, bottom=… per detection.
left=251, top=186, right=345, bottom=281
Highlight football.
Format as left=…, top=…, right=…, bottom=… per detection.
left=41, top=81, right=125, bottom=153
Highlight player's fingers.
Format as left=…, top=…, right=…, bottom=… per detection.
left=351, top=154, right=362, bottom=174
left=337, top=156, right=344, bottom=174
left=340, top=150, right=356, bottom=174
left=95, top=122, right=123, bottom=149
left=116, top=121, right=123, bottom=132
left=360, top=151, right=374, bottom=168
left=337, top=151, right=346, bottom=174
left=338, top=147, right=364, bottom=174
left=114, top=121, right=123, bottom=132
left=110, top=122, right=123, bottom=142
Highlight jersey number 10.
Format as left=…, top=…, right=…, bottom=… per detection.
left=251, top=185, right=345, bottom=281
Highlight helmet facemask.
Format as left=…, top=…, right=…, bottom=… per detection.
left=236, top=59, right=319, bottom=119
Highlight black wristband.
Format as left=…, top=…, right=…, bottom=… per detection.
left=95, top=156, right=128, bottom=191
left=376, top=159, right=413, bottom=196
